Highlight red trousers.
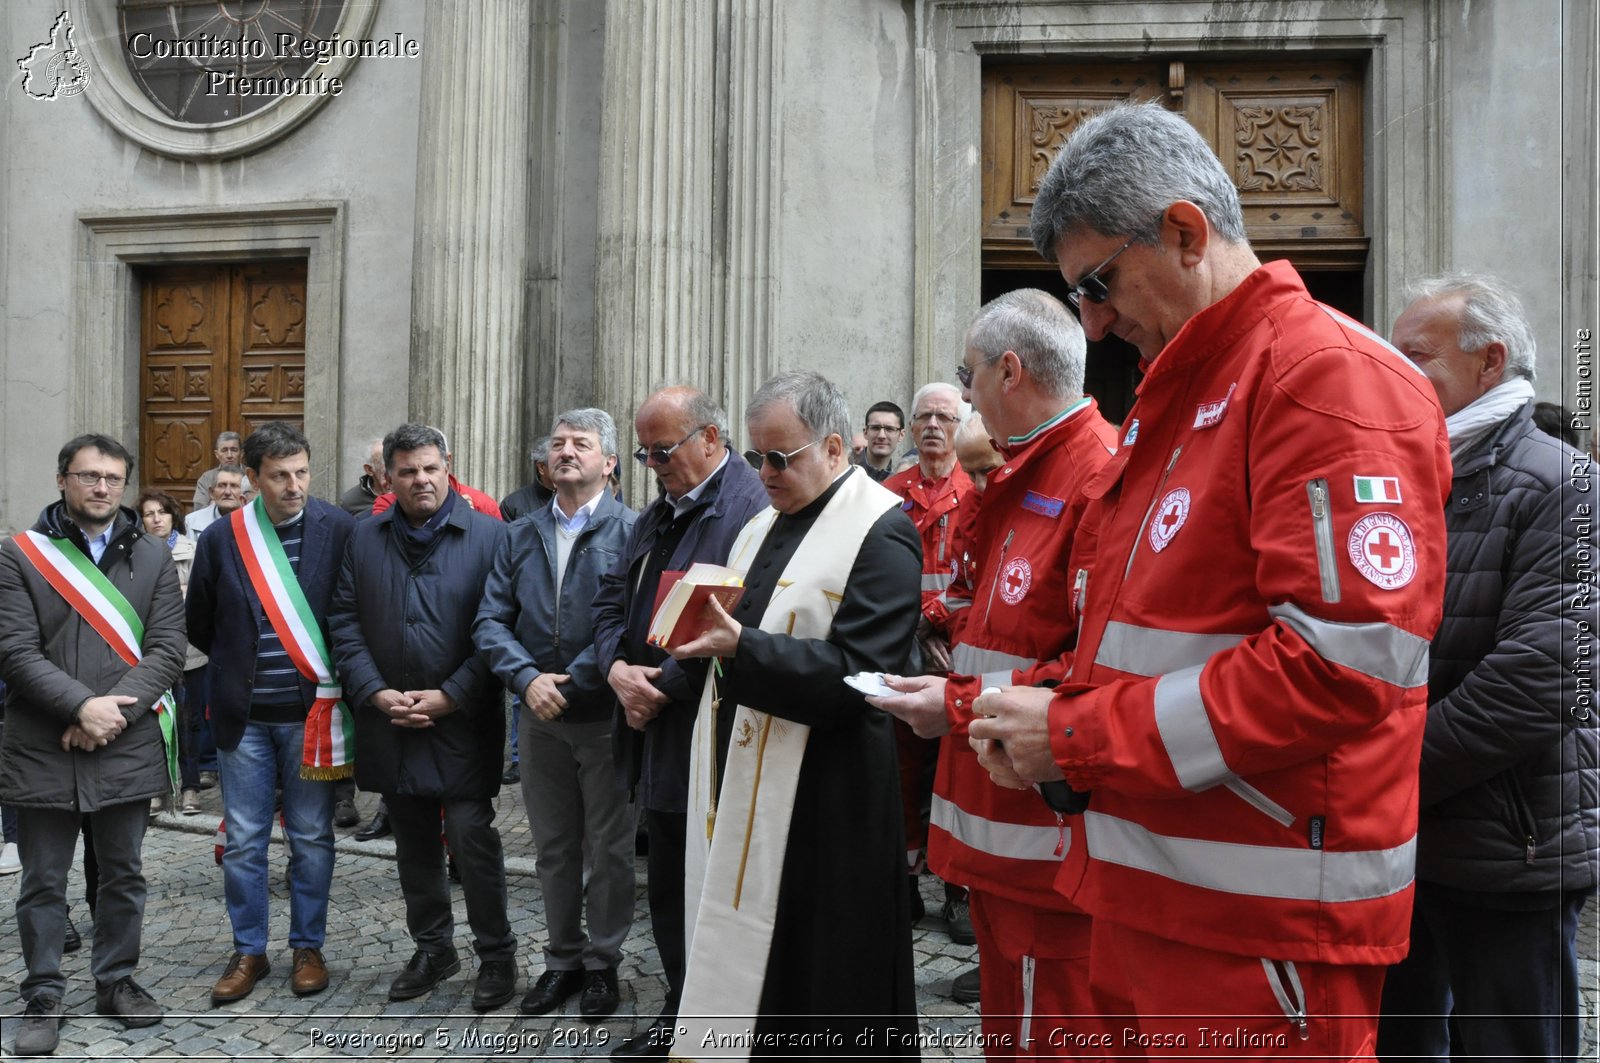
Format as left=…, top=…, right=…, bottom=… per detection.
left=968, top=888, right=1105, bottom=1058
left=1087, top=919, right=1385, bottom=1060
left=892, top=717, right=937, bottom=862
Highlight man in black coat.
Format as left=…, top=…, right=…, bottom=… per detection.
left=328, top=423, right=514, bottom=1010
left=1379, top=275, right=1599, bottom=1061
left=0, top=434, right=186, bottom=1054
left=590, top=386, right=769, bottom=1060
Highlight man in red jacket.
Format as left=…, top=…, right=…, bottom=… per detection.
left=883, top=382, right=975, bottom=934
left=970, top=101, right=1451, bottom=1058
left=873, top=289, right=1116, bottom=1056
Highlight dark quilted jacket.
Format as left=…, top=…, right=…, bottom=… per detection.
left=1415, top=401, right=1599, bottom=892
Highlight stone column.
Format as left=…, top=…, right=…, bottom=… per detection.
left=713, top=0, right=781, bottom=438
left=409, top=0, right=532, bottom=502
left=595, top=0, right=717, bottom=503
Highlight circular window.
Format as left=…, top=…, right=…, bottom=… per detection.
left=70, top=0, right=379, bottom=159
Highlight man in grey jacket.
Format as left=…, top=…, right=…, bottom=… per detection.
left=1379, top=275, right=1598, bottom=1061
left=474, top=409, right=638, bottom=1022
left=0, top=434, right=186, bottom=1055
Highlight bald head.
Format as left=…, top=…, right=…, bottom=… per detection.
left=634, top=385, right=730, bottom=499
left=956, top=413, right=1002, bottom=492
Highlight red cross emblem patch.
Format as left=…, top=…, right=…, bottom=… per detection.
left=1147, top=488, right=1191, bottom=553
left=1347, top=512, right=1417, bottom=589
left=999, top=557, right=1033, bottom=605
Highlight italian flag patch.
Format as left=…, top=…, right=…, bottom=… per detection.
left=1353, top=476, right=1402, bottom=504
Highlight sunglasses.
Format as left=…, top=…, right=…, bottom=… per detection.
left=955, top=358, right=999, bottom=389
left=758, top=437, right=824, bottom=471
left=1065, top=236, right=1138, bottom=311
left=633, top=425, right=711, bottom=465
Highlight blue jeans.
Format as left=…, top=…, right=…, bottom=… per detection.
left=218, top=720, right=336, bottom=954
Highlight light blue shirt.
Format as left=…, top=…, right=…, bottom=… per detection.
left=86, top=526, right=113, bottom=565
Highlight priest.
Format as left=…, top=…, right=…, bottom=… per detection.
left=666, top=370, right=921, bottom=1060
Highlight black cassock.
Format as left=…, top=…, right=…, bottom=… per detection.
left=716, top=472, right=924, bottom=1056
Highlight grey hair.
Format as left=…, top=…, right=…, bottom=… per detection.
left=551, top=407, right=619, bottom=457
left=955, top=411, right=990, bottom=449
left=382, top=422, right=450, bottom=471
left=747, top=370, right=853, bottom=445
left=911, top=382, right=970, bottom=422
left=529, top=436, right=552, bottom=464
left=1030, top=101, right=1247, bottom=261
left=215, top=464, right=245, bottom=479
left=1403, top=272, right=1537, bottom=383
left=966, top=289, right=1087, bottom=401
left=215, top=431, right=242, bottom=447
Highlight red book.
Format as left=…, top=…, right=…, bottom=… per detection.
left=647, top=563, right=745, bottom=649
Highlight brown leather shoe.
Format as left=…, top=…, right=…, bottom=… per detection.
left=291, top=947, right=329, bottom=996
left=211, top=951, right=271, bottom=1006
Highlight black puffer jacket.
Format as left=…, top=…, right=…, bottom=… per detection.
left=1416, top=402, right=1599, bottom=892
left=0, top=503, right=186, bottom=810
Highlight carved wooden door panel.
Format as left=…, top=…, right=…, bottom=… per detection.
left=139, top=260, right=307, bottom=503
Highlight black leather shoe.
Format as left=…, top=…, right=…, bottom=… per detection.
left=333, top=798, right=359, bottom=828
left=951, top=964, right=980, bottom=1004
left=501, top=765, right=520, bottom=784
left=354, top=807, right=391, bottom=842
left=579, top=968, right=620, bottom=1022
left=611, top=1019, right=674, bottom=1059
left=942, top=889, right=976, bottom=946
left=63, top=913, right=82, bottom=953
left=388, top=948, right=461, bottom=1001
left=472, top=959, right=518, bottom=1012
left=519, top=968, right=583, bottom=1015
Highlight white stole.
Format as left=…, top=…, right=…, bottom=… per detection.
left=672, top=467, right=900, bottom=1063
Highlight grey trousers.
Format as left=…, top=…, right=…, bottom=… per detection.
left=387, top=792, right=516, bottom=963
left=520, top=712, right=635, bottom=971
left=15, top=801, right=149, bottom=1001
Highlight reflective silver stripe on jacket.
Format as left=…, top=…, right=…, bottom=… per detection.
left=950, top=643, right=1037, bottom=678
left=931, top=794, right=1065, bottom=862
left=1153, top=665, right=1230, bottom=791
left=922, top=572, right=954, bottom=592
left=1150, top=657, right=1296, bottom=825
left=1082, top=811, right=1416, bottom=902
left=1268, top=603, right=1430, bottom=688
left=1094, top=621, right=1246, bottom=677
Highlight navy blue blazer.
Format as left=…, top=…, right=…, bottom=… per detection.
left=186, top=497, right=356, bottom=752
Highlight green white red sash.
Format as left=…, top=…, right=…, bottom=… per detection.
left=12, top=530, right=179, bottom=794
left=230, top=497, right=354, bottom=779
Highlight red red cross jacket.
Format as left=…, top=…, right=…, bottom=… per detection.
left=925, top=400, right=1116, bottom=911
left=1048, top=262, right=1450, bottom=965
left=883, top=461, right=974, bottom=625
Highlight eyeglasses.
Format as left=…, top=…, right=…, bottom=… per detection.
left=634, top=425, right=711, bottom=465
left=954, top=356, right=1000, bottom=390
left=1065, top=236, right=1138, bottom=311
left=911, top=411, right=960, bottom=426
left=759, top=437, right=824, bottom=472
left=66, top=472, right=126, bottom=489
left=863, top=423, right=902, bottom=435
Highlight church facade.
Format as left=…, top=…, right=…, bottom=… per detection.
left=1, top=0, right=1592, bottom=529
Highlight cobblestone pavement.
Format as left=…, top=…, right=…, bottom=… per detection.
left=0, top=782, right=1594, bottom=1060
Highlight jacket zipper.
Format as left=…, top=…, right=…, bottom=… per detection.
left=1123, top=445, right=1184, bottom=581
left=984, top=529, right=1017, bottom=622
left=1306, top=478, right=1341, bottom=603
left=937, top=513, right=949, bottom=564
left=1020, top=954, right=1037, bottom=1049
left=1504, top=772, right=1540, bottom=864
left=1225, top=779, right=1296, bottom=828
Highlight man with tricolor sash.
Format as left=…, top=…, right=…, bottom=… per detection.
left=186, top=421, right=356, bottom=1008
left=0, top=433, right=185, bottom=1056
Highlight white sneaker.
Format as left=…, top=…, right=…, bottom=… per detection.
left=0, top=841, right=20, bottom=875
